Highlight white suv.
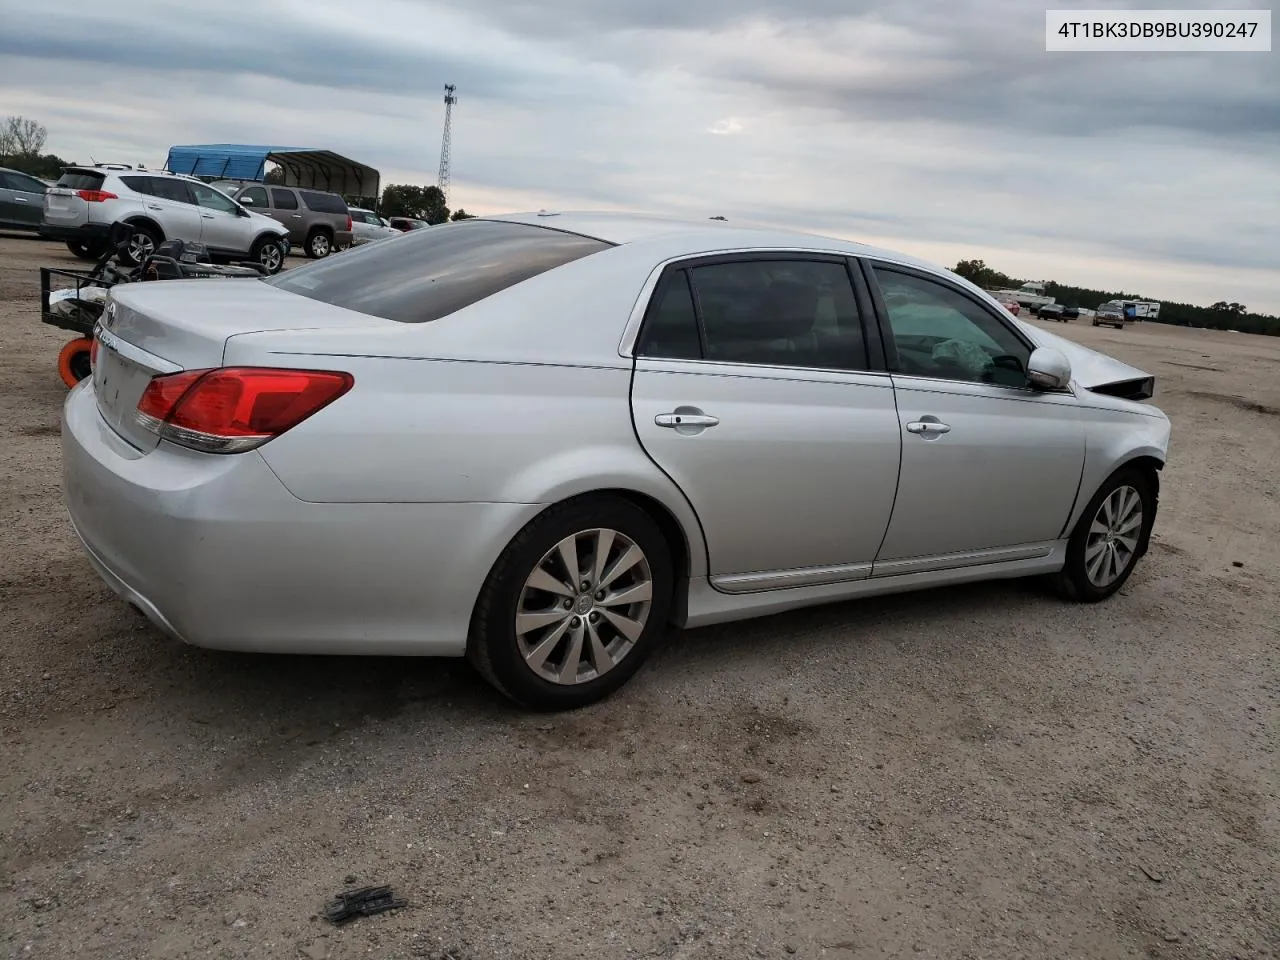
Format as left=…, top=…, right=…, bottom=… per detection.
left=40, top=166, right=290, bottom=274
left=348, top=207, right=400, bottom=244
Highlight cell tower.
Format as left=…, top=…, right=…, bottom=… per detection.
left=437, top=84, right=457, bottom=203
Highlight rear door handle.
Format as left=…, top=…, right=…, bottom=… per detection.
left=146, top=203, right=163, bottom=210
left=906, top=420, right=951, bottom=436
left=655, top=412, right=719, bottom=429
left=200, top=213, right=214, bottom=219
left=291, top=214, right=303, bottom=219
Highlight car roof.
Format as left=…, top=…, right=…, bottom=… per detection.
left=483, top=210, right=945, bottom=272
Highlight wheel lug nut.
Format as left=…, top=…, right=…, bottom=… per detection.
left=562, top=599, right=573, bottom=610
left=595, top=590, right=606, bottom=601
left=570, top=616, right=581, bottom=627
left=589, top=612, right=599, bottom=623
left=580, top=581, right=591, bottom=591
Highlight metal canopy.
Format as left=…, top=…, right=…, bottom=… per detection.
left=164, top=144, right=381, bottom=199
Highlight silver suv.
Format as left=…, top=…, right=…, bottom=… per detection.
left=40, top=166, right=290, bottom=274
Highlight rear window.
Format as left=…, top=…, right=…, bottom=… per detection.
left=299, top=190, right=348, bottom=214
left=56, top=171, right=106, bottom=191
left=266, top=219, right=613, bottom=324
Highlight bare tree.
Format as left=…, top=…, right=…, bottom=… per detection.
left=3, top=116, right=48, bottom=157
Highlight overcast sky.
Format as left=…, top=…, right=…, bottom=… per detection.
left=4, top=0, right=1277, bottom=311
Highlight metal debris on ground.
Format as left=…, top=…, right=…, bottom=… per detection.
left=321, top=885, right=407, bottom=925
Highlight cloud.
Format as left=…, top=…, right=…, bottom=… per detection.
left=708, top=118, right=744, bottom=136
left=2, top=0, right=1277, bottom=312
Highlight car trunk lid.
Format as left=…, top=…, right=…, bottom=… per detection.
left=93, top=279, right=396, bottom=452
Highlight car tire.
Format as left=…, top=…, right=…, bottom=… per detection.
left=118, top=222, right=160, bottom=267
left=468, top=495, right=674, bottom=710
left=57, top=337, right=94, bottom=388
left=304, top=229, right=333, bottom=259
left=251, top=236, right=286, bottom=275
left=66, top=239, right=105, bottom=261
left=1051, top=465, right=1155, bottom=603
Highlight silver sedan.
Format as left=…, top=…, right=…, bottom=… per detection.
left=63, top=212, right=1171, bottom=709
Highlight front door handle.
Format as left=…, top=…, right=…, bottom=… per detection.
left=656, top=412, right=719, bottom=429
left=200, top=213, right=214, bottom=219
left=906, top=419, right=951, bottom=436
left=146, top=203, right=163, bottom=211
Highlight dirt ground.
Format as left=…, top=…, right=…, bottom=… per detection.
left=0, top=231, right=1276, bottom=960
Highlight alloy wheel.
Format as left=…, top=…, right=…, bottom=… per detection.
left=1084, top=485, right=1143, bottom=588
left=260, top=242, right=283, bottom=272
left=128, top=232, right=155, bottom=262
left=515, top=528, right=653, bottom=685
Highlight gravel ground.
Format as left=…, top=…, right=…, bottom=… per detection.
left=0, top=232, right=1276, bottom=960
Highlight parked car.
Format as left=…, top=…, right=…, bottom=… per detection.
left=349, top=207, right=400, bottom=243
left=62, top=213, right=1170, bottom=710
left=1061, top=305, right=1080, bottom=321
left=388, top=217, right=430, bottom=232
left=223, top=183, right=353, bottom=258
left=999, top=299, right=1020, bottom=316
left=0, top=166, right=49, bottom=231
left=1094, top=301, right=1127, bottom=328
left=1037, top=303, right=1066, bottom=321
left=40, top=167, right=289, bottom=273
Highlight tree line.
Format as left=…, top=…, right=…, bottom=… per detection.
left=954, top=259, right=1279, bottom=337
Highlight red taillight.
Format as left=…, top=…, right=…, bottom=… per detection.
left=89, top=337, right=100, bottom=369
left=77, top=190, right=118, bottom=202
left=345, top=214, right=353, bottom=231
left=135, top=367, right=354, bottom=453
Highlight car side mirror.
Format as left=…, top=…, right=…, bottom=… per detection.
left=1027, top=347, right=1072, bottom=390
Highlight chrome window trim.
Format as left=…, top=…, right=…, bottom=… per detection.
left=617, top=246, right=927, bottom=361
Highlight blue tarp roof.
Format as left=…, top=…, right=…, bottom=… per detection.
left=164, top=144, right=380, bottom=198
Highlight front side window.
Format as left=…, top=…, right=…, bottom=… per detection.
left=267, top=219, right=612, bottom=323
left=871, top=266, right=1030, bottom=387
left=190, top=182, right=239, bottom=214
left=636, top=258, right=868, bottom=371
left=240, top=186, right=269, bottom=208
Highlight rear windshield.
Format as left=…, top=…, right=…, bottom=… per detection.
left=56, top=171, right=106, bottom=191
left=299, top=190, right=347, bottom=214
left=266, top=219, right=613, bottom=323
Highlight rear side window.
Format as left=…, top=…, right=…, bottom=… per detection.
left=271, top=188, right=299, bottom=210
left=119, top=175, right=153, bottom=195
left=299, top=190, right=347, bottom=214
left=267, top=219, right=612, bottom=323
left=147, top=178, right=193, bottom=204
left=56, top=171, right=106, bottom=191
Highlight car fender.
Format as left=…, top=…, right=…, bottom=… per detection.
left=493, top=443, right=709, bottom=580
left=1061, top=407, right=1170, bottom=536
left=122, top=214, right=164, bottom=239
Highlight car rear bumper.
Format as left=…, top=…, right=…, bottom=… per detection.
left=39, top=222, right=110, bottom=243
left=62, top=382, right=541, bottom=656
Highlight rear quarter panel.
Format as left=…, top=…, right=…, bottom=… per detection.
left=249, top=356, right=710, bottom=578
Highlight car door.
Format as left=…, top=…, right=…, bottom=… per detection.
left=141, top=177, right=204, bottom=240
left=862, top=260, right=1086, bottom=573
left=189, top=181, right=253, bottom=256
left=268, top=188, right=305, bottom=243
left=0, top=171, right=45, bottom=227
left=629, top=254, right=902, bottom=591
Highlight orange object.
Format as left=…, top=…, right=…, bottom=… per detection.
left=58, top=337, right=94, bottom=388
